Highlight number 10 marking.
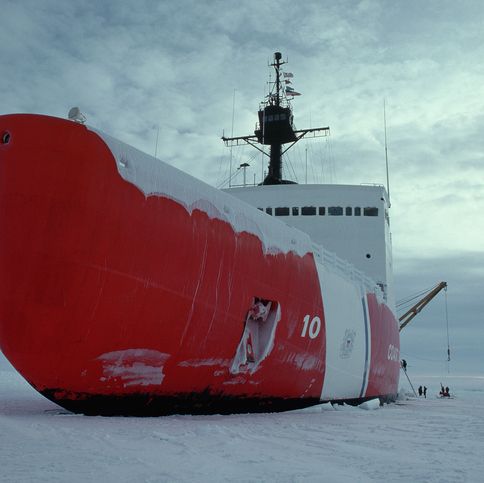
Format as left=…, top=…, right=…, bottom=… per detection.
left=301, top=315, right=321, bottom=339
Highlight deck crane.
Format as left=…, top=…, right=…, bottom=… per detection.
left=398, top=281, right=448, bottom=332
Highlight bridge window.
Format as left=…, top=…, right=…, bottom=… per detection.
left=364, top=207, right=378, bottom=217
left=301, top=206, right=316, bottom=216
left=275, top=207, right=290, bottom=216
left=266, top=204, right=379, bottom=218
left=328, top=206, right=343, bottom=216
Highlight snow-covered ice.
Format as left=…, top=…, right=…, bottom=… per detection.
left=1, top=357, right=484, bottom=482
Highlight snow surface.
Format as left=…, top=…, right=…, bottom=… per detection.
left=1, top=359, right=483, bottom=482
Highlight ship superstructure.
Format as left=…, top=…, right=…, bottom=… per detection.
left=222, top=51, right=329, bottom=185
left=227, top=184, right=393, bottom=305
left=223, top=52, right=394, bottom=306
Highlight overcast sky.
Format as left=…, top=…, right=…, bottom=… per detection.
left=1, top=0, right=483, bottom=376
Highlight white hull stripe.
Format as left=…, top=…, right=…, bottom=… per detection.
left=359, top=295, right=370, bottom=398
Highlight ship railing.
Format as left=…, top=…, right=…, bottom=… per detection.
left=311, top=243, right=382, bottom=297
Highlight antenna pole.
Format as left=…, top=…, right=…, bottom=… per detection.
left=154, top=126, right=159, bottom=159
left=274, top=53, right=281, bottom=107
left=305, top=146, right=308, bottom=184
left=229, top=89, right=236, bottom=187
left=384, top=99, right=391, bottom=207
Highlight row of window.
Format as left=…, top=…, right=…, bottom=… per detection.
left=264, top=113, right=288, bottom=122
left=258, top=206, right=379, bottom=217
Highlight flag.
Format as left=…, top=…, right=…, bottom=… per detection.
left=285, top=86, right=301, bottom=96
left=283, top=72, right=294, bottom=78
left=284, top=79, right=292, bottom=84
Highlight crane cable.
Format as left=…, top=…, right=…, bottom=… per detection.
left=396, top=283, right=438, bottom=311
left=444, top=285, right=451, bottom=371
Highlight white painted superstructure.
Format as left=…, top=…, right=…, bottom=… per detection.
left=225, top=183, right=394, bottom=308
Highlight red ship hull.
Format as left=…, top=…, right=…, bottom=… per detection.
left=0, top=114, right=399, bottom=415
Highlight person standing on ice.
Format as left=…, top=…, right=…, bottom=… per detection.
left=418, top=386, right=423, bottom=396
left=423, top=386, right=427, bottom=398
left=401, top=359, right=407, bottom=372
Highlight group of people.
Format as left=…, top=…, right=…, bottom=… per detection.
left=439, top=384, right=451, bottom=397
left=401, top=360, right=451, bottom=398
left=416, top=384, right=452, bottom=398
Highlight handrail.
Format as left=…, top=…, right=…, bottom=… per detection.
left=311, top=243, right=382, bottom=298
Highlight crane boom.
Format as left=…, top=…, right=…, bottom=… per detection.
left=399, top=282, right=447, bottom=332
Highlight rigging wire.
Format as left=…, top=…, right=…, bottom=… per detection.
left=444, top=286, right=451, bottom=371
left=292, top=144, right=304, bottom=182
left=284, top=152, right=299, bottom=183
left=318, top=140, right=326, bottom=183
left=287, top=136, right=331, bottom=185
left=396, top=283, right=439, bottom=311
left=396, top=284, right=437, bottom=306
left=400, top=353, right=448, bottom=363
left=309, top=144, right=317, bottom=183
left=325, top=134, right=336, bottom=183
left=216, top=168, right=239, bottom=189
left=217, top=149, right=262, bottom=189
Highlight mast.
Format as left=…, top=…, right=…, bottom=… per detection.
left=384, top=99, right=391, bottom=207
left=275, top=52, right=281, bottom=107
left=222, top=52, right=330, bottom=186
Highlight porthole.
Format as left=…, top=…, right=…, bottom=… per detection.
left=366, top=253, right=371, bottom=259
left=1, top=131, right=10, bottom=144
